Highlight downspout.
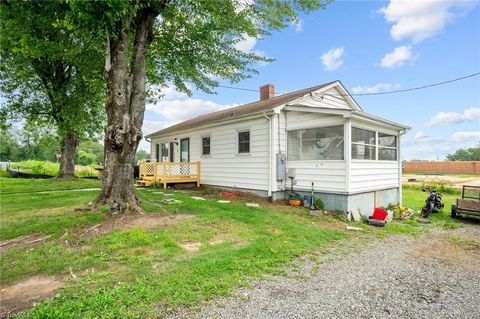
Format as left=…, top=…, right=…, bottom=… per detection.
left=398, top=130, right=408, bottom=206
left=145, top=136, right=152, bottom=160
left=264, top=112, right=272, bottom=200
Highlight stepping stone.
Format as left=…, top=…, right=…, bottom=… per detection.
left=162, top=199, right=182, bottom=204
left=152, top=192, right=163, bottom=194
left=191, top=196, right=206, bottom=201
left=217, top=200, right=231, bottom=204
left=246, top=203, right=260, bottom=208
left=163, top=193, right=174, bottom=196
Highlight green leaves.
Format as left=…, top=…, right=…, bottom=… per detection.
left=0, top=0, right=105, bottom=140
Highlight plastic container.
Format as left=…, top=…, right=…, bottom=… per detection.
left=303, top=195, right=312, bottom=208
left=289, top=199, right=302, bottom=206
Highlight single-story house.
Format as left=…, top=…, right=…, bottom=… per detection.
left=145, top=81, right=410, bottom=215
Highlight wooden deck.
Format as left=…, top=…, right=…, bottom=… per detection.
left=138, top=160, right=200, bottom=188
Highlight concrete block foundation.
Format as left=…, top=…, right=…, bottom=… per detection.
left=273, top=187, right=399, bottom=216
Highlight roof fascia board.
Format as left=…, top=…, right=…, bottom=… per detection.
left=146, top=111, right=272, bottom=139
left=284, top=105, right=410, bottom=131
left=351, top=111, right=411, bottom=131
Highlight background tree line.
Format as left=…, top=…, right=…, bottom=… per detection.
left=0, top=125, right=149, bottom=165
left=446, top=147, right=480, bottom=161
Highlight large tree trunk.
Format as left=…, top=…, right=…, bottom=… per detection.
left=95, top=8, right=158, bottom=214
left=58, top=132, right=78, bottom=178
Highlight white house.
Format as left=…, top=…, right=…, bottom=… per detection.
left=145, top=81, right=410, bottom=215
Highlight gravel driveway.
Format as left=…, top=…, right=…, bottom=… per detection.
left=167, top=225, right=480, bottom=319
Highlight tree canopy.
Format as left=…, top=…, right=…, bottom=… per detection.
left=446, top=147, right=480, bottom=161
left=0, top=0, right=105, bottom=176
left=65, top=0, right=331, bottom=212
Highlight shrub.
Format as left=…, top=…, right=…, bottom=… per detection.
left=419, top=178, right=458, bottom=194
left=313, top=198, right=324, bottom=210
left=77, top=150, right=97, bottom=166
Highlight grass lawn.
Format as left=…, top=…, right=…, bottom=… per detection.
left=0, top=178, right=466, bottom=318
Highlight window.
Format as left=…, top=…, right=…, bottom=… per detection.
left=202, top=136, right=210, bottom=156
left=352, top=127, right=376, bottom=160
left=378, top=133, right=397, bottom=161
left=238, top=131, right=250, bottom=153
left=161, top=143, right=169, bottom=162
left=287, top=126, right=344, bottom=160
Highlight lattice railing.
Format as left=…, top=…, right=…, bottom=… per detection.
left=139, top=160, right=200, bottom=188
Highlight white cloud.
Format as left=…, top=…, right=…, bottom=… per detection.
left=379, top=0, right=477, bottom=44
left=141, top=86, right=238, bottom=150
left=427, top=107, right=480, bottom=127
left=146, top=99, right=236, bottom=122
left=411, top=131, right=443, bottom=144
left=321, top=47, right=344, bottom=71
left=292, top=18, right=303, bottom=32
left=146, top=85, right=236, bottom=123
left=233, top=36, right=257, bottom=53
left=351, top=83, right=401, bottom=94
left=450, top=131, right=480, bottom=143
left=380, top=45, right=416, bottom=68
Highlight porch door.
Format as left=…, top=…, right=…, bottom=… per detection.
left=169, top=142, right=174, bottom=162
left=180, top=138, right=190, bottom=162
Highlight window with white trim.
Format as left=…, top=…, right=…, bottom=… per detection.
left=351, top=127, right=376, bottom=160
left=238, top=131, right=250, bottom=153
left=202, top=136, right=210, bottom=156
left=287, top=125, right=344, bottom=160
left=378, top=133, right=397, bottom=161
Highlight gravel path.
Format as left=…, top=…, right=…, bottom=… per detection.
left=167, top=226, right=480, bottom=319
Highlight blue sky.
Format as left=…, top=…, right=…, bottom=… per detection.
left=143, top=0, right=480, bottom=160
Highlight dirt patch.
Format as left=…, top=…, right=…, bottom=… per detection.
left=209, top=238, right=225, bottom=245
left=0, top=234, right=52, bottom=253
left=80, top=213, right=195, bottom=237
left=268, top=227, right=283, bottom=235
left=406, top=229, right=480, bottom=272
left=0, top=276, right=64, bottom=318
left=179, top=241, right=202, bottom=251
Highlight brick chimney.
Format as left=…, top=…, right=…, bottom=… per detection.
left=259, top=84, right=275, bottom=101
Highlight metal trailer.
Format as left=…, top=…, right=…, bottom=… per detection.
left=451, top=185, right=480, bottom=218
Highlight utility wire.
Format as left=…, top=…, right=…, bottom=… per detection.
left=218, top=85, right=258, bottom=92
left=350, top=72, right=480, bottom=96
left=216, top=72, right=480, bottom=96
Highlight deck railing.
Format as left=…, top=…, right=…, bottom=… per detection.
left=139, top=160, right=200, bottom=188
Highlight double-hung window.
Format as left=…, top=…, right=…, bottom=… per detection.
left=351, top=127, right=376, bottom=160
left=238, top=131, right=250, bottom=154
left=202, top=136, right=211, bottom=156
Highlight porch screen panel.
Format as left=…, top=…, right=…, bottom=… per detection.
left=287, top=126, right=344, bottom=160
left=351, top=127, right=376, bottom=160
left=378, top=133, right=397, bottom=161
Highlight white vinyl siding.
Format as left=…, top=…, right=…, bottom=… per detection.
left=291, top=87, right=355, bottom=110
left=285, top=161, right=347, bottom=192
left=350, top=160, right=400, bottom=192
left=150, top=116, right=269, bottom=191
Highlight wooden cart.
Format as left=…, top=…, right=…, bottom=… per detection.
left=451, top=185, right=480, bottom=218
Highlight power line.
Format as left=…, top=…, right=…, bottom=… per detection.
left=350, top=72, right=480, bottom=96
left=216, top=72, right=480, bottom=96
left=218, top=85, right=258, bottom=92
